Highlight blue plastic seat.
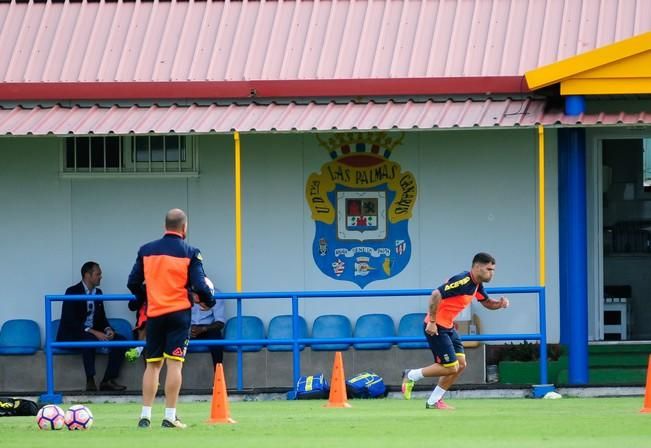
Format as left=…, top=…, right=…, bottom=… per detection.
left=311, top=315, right=352, bottom=351
left=48, top=319, right=74, bottom=354
left=353, top=314, right=395, bottom=350
left=0, top=319, right=41, bottom=355
left=108, top=318, right=134, bottom=340
left=397, top=313, right=428, bottom=349
left=224, top=316, right=265, bottom=352
left=99, top=318, right=134, bottom=354
left=267, top=315, right=308, bottom=352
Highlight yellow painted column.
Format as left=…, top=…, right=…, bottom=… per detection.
left=538, top=125, right=546, bottom=286
left=234, top=131, right=242, bottom=292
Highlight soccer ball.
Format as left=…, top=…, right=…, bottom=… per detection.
left=36, top=404, right=65, bottom=430
left=64, top=404, right=94, bottom=430
left=204, top=277, right=215, bottom=295
left=192, top=276, right=215, bottom=303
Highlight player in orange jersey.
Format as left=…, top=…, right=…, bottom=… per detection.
left=401, top=252, right=509, bottom=409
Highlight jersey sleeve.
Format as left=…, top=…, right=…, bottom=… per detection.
left=474, top=283, right=489, bottom=301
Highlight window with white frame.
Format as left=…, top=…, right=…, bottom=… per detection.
left=62, top=135, right=197, bottom=175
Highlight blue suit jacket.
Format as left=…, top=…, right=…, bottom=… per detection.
left=56, top=281, right=111, bottom=341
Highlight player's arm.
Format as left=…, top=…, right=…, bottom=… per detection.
left=480, top=296, right=509, bottom=310
left=126, top=251, right=146, bottom=299
left=425, top=289, right=442, bottom=336
left=474, top=283, right=509, bottom=310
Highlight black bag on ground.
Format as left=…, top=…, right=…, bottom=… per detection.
left=0, top=397, right=40, bottom=417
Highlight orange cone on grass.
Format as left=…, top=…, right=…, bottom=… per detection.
left=641, top=355, right=651, bottom=413
left=325, top=351, right=351, bottom=408
left=207, top=363, right=237, bottom=424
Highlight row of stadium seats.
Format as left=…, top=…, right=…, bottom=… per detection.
left=208, top=313, right=429, bottom=352
left=0, top=313, right=430, bottom=355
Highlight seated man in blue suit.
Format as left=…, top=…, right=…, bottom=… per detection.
left=56, top=261, right=127, bottom=392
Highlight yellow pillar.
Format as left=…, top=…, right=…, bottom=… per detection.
left=537, top=125, right=546, bottom=286
left=234, top=131, right=242, bottom=292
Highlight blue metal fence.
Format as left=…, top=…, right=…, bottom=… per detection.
left=41, top=286, right=547, bottom=403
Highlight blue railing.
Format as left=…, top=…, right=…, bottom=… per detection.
left=41, top=286, right=547, bottom=403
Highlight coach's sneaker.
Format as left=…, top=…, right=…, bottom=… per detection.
left=161, top=417, right=187, bottom=429
left=137, top=418, right=151, bottom=428
left=425, top=399, right=455, bottom=410
left=401, top=369, right=414, bottom=400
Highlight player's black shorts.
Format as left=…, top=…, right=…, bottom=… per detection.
left=424, top=323, right=464, bottom=367
left=145, top=308, right=191, bottom=362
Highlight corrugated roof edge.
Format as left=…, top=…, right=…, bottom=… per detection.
left=0, top=77, right=529, bottom=102
left=0, top=95, right=543, bottom=110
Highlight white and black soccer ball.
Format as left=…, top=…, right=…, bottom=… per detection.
left=204, top=276, right=215, bottom=296
left=36, top=404, right=65, bottom=430
left=192, top=276, right=215, bottom=303
left=64, top=404, right=94, bottom=430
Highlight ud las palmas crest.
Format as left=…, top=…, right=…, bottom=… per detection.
left=306, top=132, right=417, bottom=288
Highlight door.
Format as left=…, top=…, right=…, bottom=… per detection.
left=596, top=137, right=651, bottom=341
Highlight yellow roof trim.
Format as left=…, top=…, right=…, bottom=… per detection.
left=525, top=32, right=651, bottom=92
left=561, top=78, right=651, bottom=95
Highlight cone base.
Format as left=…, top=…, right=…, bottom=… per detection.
left=206, top=417, right=238, bottom=424
left=640, top=408, right=651, bottom=413
left=325, top=402, right=352, bottom=408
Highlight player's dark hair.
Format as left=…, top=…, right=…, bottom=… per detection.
left=472, top=252, right=495, bottom=265
left=81, top=261, right=99, bottom=278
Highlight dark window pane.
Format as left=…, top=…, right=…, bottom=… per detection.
left=90, top=137, right=104, bottom=168
left=166, top=135, right=180, bottom=162
left=65, top=136, right=121, bottom=169
left=134, top=135, right=186, bottom=163
left=150, top=136, right=165, bottom=162
left=65, top=138, right=75, bottom=169
left=76, top=137, right=90, bottom=168
left=134, top=136, right=149, bottom=162
left=104, top=136, right=121, bottom=168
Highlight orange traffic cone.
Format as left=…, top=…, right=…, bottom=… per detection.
left=325, top=351, right=351, bottom=408
left=207, top=363, right=237, bottom=424
left=641, top=355, right=651, bottom=413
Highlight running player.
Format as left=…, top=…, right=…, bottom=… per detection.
left=401, top=252, right=509, bottom=409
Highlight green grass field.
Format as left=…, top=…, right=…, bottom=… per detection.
left=2, top=397, right=650, bottom=448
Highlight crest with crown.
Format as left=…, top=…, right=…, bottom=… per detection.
left=317, top=132, right=405, bottom=166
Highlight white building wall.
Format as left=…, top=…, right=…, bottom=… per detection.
left=0, top=130, right=560, bottom=344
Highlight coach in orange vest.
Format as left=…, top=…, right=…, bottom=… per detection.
left=127, top=208, right=215, bottom=429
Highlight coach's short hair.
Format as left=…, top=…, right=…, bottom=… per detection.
left=81, top=261, right=99, bottom=278
left=472, top=252, right=496, bottom=265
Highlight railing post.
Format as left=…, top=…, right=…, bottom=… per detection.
left=532, top=287, right=555, bottom=398
left=291, top=296, right=300, bottom=388
left=539, top=287, right=548, bottom=384
left=40, top=296, right=62, bottom=404
left=236, top=297, right=243, bottom=391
